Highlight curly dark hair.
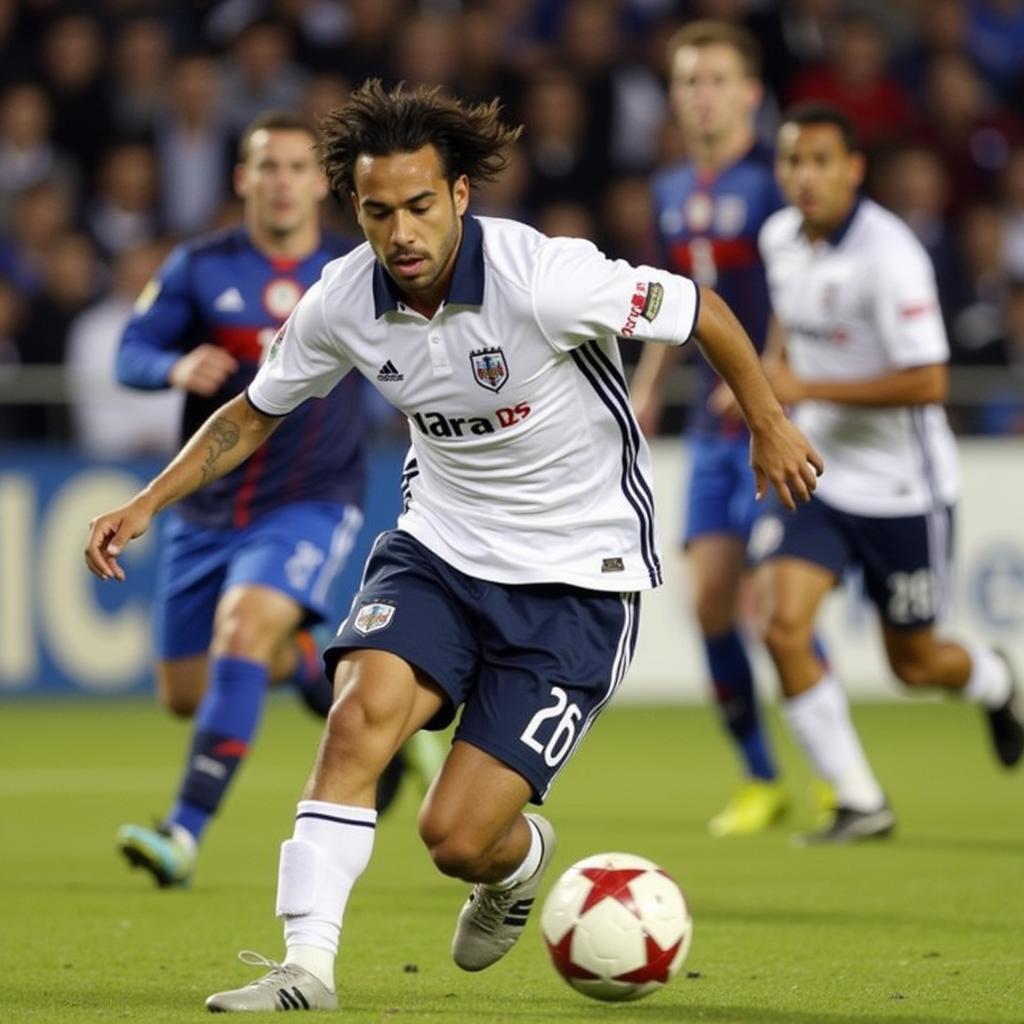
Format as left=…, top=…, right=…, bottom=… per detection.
left=781, top=101, right=861, bottom=154
left=318, top=79, right=523, bottom=200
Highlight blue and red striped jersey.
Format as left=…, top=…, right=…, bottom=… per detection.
left=117, top=226, right=364, bottom=528
left=650, top=142, right=782, bottom=437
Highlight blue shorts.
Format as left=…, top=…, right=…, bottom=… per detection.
left=683, top=434, right=758, bottom=546
left=154, top=502, right=363, bottom=659
left=324, top=530, right=641, bottom=802
left=749, top=496, right=954, bottom=629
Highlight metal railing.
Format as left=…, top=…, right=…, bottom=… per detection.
left=1, top=363, right=1023, bottom=436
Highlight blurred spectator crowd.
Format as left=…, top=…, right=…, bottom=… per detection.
left=2, top=0, right=1024, bottom=451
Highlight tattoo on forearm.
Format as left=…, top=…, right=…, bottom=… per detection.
left=200, top=417, right=241, bottom=484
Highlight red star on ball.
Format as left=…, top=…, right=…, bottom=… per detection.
left=545, top=929, right=599, bottom=979
left=578, top=867, right=647, bottom=917
left=613, top=934, right=684, bottom=985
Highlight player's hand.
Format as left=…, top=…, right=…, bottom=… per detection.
left=84, top=497, right=156, bottom=581
left=765, top=361, right=806, bottom=407
left=169, top=344, right=239, bottom=396
left=749, top=417, right=824, bottom=512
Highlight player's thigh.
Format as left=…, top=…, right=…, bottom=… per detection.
left=224, top=502, right=363, bottom=632
left=324, top=530, right=481, bottom=733
left=686, top=532, right=747, bottom=631
left=758, top=558, right=834, bottom=635
left=155, top=654, right=209, bottom=717
left=153, top=513, right=233, bottom=664
left=456, top=586, right=641, bottom=806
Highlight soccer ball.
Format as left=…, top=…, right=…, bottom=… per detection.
left=540, top=852, right=693, bottom=1002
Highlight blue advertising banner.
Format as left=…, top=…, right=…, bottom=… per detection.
left=0, top=444, right=407, bottom=696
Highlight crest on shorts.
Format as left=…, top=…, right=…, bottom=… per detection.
left=353, top=601, right=396, bottom=635
left=469, top=346, right=509, bottom=393
left=747, top=515, right=783, bottom=562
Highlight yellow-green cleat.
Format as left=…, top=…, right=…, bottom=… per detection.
left=708, top=780, right=789, bottom=837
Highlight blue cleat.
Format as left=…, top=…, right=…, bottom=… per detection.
left=116, top=823, right=196, bottom=888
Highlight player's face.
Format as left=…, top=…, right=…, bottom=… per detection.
left=775, top=122, right=865, bottom=235
left=352, top=144, right=469, bottom=308
left=670, top=43, right=759, bottom=143
left=235, top=128, right=328, bottom=237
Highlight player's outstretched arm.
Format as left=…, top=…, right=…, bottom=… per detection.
left=692, top=287, right=823, bottom=510
left=84, top=393, right=281, bottom=581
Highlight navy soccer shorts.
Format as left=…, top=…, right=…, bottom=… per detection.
left=154, top=502, right=363, bottom=659
left=324, top=530, right=641, bottom=802
left=683, top=434, right=759, bottom=547
left=749, top=496, right=954, bottom=629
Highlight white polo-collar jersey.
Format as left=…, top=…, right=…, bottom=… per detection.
left=248, top=215, right=700, bottom=591
left=759, top=197, right=959, bottom=518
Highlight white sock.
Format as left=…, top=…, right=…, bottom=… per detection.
left=488, top=817, right=543, bottom=891
left=961, top=642, right=1011, bottom=709
left=782, top=674, right=885, bottom=812
left=278, top=800, right=377, bottom=990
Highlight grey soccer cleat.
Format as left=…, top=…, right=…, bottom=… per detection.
left=794, top=803, right=896, bottom=846
left=451, top=813, right=556, bottom=972
left=117, top=823, right=195, bottom=888
left=205, top=951, right=338, bottom=1013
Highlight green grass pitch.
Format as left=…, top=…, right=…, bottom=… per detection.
left=2, top=695, right=1021, bottom=1023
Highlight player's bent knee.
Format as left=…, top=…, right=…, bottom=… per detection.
left=889, top=652, right=933, bottom=688
left=210, top=614, right=282, bottom=662
left=422, top=829, right=490, bottom=880
left=693, top=590, right=734, bottom=636
left=762, top=616, right=811, bottom=664
left=155, top=664, right=204, bottom=718
left=160, top=690, right=199, bottom=718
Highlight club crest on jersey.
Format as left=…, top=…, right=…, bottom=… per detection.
left=620, top=281, right=662, bottom=336
left=470, top=347, right=509, bottom=393
left=684, top=192, right=713, bottom=232
left=263, top=278, right=302, bottom=319
left=714, top=195, right=748, bottom=237
left=263, top=326, right=285, bottom=363
left=352, top=601, right=396, bottom=636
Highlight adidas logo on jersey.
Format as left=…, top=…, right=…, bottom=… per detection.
left=213, top=286, right=245, bottom=312
left=377, top=360, right=404, bottom=382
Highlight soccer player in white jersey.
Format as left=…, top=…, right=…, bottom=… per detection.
left=84, top=81, right=821, bottom=1013
left=751, top=103, right=1023, bottom=844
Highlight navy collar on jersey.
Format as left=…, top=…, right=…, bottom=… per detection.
left=371, top=214, right=485, bottom=318
left=799, top=195, right=862, bottom=248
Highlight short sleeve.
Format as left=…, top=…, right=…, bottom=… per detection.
left=872, top=235, right=950, bottom=368
left=247, top=278, right=354, bottom=414
left=531, top=237, right=699, bottom=353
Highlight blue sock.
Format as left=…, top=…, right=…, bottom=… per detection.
left=167, top=656, right=268, bottom=843
left=705, top=629, right=776, bottom=781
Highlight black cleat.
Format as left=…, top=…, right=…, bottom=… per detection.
left=794, top=803, right=896, bottom=846
left=986, top=652, right=1023, bottom=768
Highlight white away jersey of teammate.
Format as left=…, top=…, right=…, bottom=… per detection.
left=759, top=198, right=959, bottom=517
left=248, top=215, right=699, bottom=591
